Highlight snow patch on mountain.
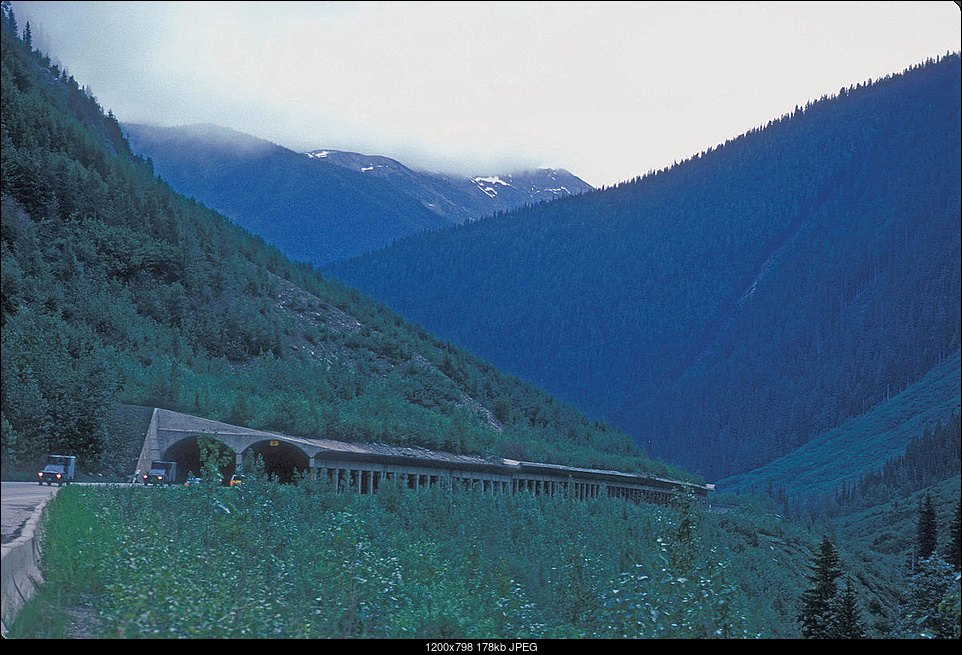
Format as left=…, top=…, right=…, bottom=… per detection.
left=302, top=147, right=594, bottom=223
left=473, top=176, right=510, bottom=186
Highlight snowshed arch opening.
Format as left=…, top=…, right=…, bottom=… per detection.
left=162, top=435, right=237, bottom=484
left=245, top=440, right=309, bottom=484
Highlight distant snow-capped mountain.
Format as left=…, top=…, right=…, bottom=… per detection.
left=124, top=123, right=451, bottom=265
left=122, top=122, right=594, bottom=265
left=304, top=149, right=594, bottom=224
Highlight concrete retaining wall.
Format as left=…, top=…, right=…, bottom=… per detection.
left=1, top=496, right=50, bottom=637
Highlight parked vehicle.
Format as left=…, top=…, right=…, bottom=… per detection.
left=142, top=460, right=178, bottom=485
left=184, top=476, right=204, bottom=486
left=229, top=474, right=244, bottom=487
left=37, top=455, right=76, bottom=486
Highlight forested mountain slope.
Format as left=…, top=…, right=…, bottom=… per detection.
left=122, top=122, right=452, bottom=265
left=329, top=54, right=962, bottom=481
left=0, top=14, right=683, bottom=483
left=123, top=123, right=594, bottom=266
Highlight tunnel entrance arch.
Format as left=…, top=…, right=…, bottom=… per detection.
left=244, top=439, right=309, bottom=483
left=162, top=435, right=237, bottom=485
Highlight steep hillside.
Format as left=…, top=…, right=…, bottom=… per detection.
left=0, top=15, right=684, bottom=483
left=328, top=54, right=962, bottom=481
left=306, top=148, right=593, bottom=224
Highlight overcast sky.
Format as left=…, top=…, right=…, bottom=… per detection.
left=12, top=1, right=962, bottom=187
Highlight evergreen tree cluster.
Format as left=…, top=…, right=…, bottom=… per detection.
left=891, top=495, right=961, bottom=639
left=830, top=413, right=961, bottom=515
left=798, top=536, right=866, bottom=638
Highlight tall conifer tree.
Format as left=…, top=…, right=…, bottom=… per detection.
left=833, top=580, right=866, bottom=639
left=917, top=494, right=938, bottom=562
left=798, top=536, right=844, bottom=638
left=1, top=0, right=17, bottom=36
left=948, top=499, right=961, bottom=572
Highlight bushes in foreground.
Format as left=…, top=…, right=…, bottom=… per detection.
left=13, top=475, right=767, bottom=639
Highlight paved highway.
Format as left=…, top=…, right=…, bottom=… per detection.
left=1, top=482, right=59, bottom=544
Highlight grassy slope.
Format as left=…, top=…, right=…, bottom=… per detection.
left=717, top=351, right=961, bottom=499
left=834, top=475, right=961, bottom=562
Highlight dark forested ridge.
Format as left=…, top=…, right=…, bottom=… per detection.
left=0, top=10, right=682, bottom=483
left=328, top=53, right=962, bottom=482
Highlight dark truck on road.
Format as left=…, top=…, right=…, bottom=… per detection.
left=38, top=455, right=76, bottom=486
left=142, top=460, right=178, bottom=485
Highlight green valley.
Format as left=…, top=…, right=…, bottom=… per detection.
left=1, top=3, right=959, bottom=641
